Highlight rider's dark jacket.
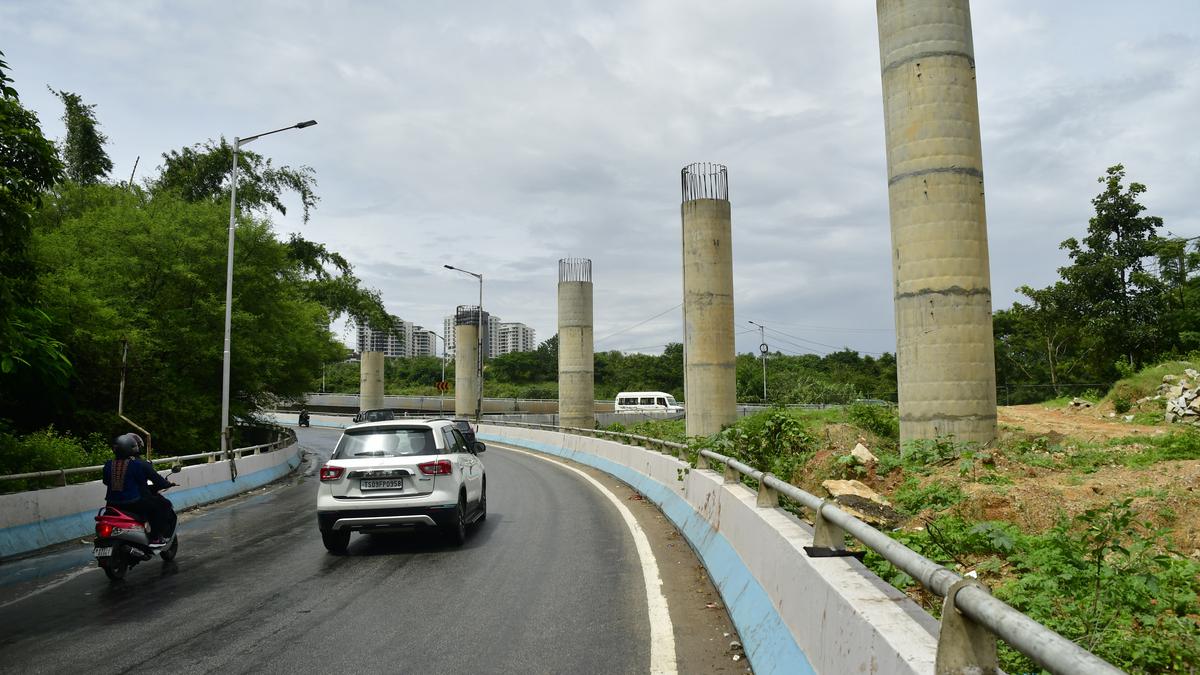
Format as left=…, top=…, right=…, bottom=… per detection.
left=103, top=458, right=171, bottom=504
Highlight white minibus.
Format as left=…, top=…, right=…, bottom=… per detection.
left=613, top=391, right=684, bottom=413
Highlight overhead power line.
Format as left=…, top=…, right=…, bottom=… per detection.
left=595, top=303, right=682, bottom=345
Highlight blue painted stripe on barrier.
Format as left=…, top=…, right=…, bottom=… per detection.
left=480, top=432, right=814, bottom=675
left=0, top=451, right=301, bottom=559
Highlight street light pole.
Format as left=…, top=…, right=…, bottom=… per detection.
left=432, top=330, right=447, bottom=413
left=444, top=265, right=484, bottom=424
left=749, top=320, right=767, bottom=401
left=220, top=120, right=316, bottom=455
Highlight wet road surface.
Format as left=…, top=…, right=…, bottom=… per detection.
left=0, top=427, right=658, bottom=674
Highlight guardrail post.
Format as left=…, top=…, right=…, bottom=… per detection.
left=207, top=453, right=216, bottom=463
left=810, top=501, right=846, bottom=552
left=59, top=469, right=67, bottom=487
left=722, top=461, right=738, bottom=484
left=936, top=579, right=999, bottom=674
left=695, top=453, right=710, bottom=470
left=756, top=476, right=779, bottom=507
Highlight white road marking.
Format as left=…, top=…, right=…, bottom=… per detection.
left=0, top=565, right=99, bottom=610
left=498, top=443, right=678, bottom=675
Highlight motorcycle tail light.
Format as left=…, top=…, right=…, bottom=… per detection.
left=319, top=465, right=345, bottom=482
left=418, top=460, right=453, bottom=476
left=96, top=523, right=113, bottom=538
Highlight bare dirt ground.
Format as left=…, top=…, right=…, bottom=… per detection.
left=997, top=403, right=1165, bottom=441
left=955, top=405, right=1200, bottom=554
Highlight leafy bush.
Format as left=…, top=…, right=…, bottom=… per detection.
left=997, top=499, right=1200, bottom=673
left=0, top=425, right=111, bottom=491
left=892, top=477, right=965, bottom=514
left=1112, top=394, right=1132, bottom=414
left=847, top=403, right=899, bottom=442
left=697, top=410, right=817, bottom=481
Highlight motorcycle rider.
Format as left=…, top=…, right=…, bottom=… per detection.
left=298, top=408, right=310, bottom=427
left=102, top=433, right=177, bottom=544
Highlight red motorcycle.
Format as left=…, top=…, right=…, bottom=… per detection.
left=93, top=466, right=180, bottom=581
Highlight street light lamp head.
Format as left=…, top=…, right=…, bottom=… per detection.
left=443, top=264, right=455, bottom=270
left=295, top=120, right=318, bottom=129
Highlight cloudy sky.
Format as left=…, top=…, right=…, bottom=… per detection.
left=3, top=1, right=1197, bottom=358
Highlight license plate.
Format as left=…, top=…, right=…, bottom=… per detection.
left=93, top=547, right=113, bottom=557
left=361, top=478, right=404, bottom=490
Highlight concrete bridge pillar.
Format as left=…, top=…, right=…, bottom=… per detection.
left=558, top=258, right=594, bottom=430
left=681, top=163, right=736, bottom=438
left=877, top=0, right=997, bottom=444
left=359, top=351, right=385, bottom=411
left=454, top=306, right=481, bottom=419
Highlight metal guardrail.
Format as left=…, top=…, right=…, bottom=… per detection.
left=482, top=420, right=1124, bottom=675
left=0, top=432, right=295, bottom=488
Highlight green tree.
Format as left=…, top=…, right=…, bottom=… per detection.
left=153, top=138, right=318, bottom=222
left=1058, top=164, right=1165, bottom=369
left=30, top=183, right=349, bottom=450
left=49, top=88, right=113, bottom=185
left=0, top=51, right=69, bottom=398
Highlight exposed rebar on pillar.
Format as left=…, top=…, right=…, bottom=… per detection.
left=877, top=0, right=997, bottom=445
left=454, top=306, right=481, bottom=418
left=558, top=258, right=594, bottom=429
left=681, top=162, right=736, bottom=438
left=359, top=351, right=385, bottom=411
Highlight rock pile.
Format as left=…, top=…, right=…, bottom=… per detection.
left=1162, top=369, right=1200, bottom=425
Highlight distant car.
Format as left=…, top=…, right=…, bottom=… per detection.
left=451, top=418, right=478, bottom=446
left=353, top=408, right=395, bottom=423
left=316, top=418, right=486, bottom=553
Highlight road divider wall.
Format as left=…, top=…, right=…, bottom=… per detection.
left=0, top=443, right=302, bottom=559
left=479, top=424, right=939, bottom=675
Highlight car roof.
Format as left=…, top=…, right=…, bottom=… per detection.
left=344, top=419, right=453, bottom=432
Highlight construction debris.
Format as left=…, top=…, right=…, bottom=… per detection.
left=1160, top=372, right=1200, bottom=425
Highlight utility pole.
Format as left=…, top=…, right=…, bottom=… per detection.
left=749, top=320, right=767, bottom=401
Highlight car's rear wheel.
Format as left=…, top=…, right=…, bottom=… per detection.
left=444, top=496, right=467, bottom=545
left=321, top=529, right=350, bottom=555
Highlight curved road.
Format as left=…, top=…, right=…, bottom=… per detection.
left=0, top=427, right=741, bottom=674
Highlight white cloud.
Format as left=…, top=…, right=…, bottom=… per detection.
left=2, top=0, right=1196, bottom=359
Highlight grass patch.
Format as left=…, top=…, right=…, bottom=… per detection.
left=1105, top=359, right=1198, bottom=404
left=892, top=477, right=965, bottom=514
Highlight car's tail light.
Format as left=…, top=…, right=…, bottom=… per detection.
left=96, top=522, right=113, bottom=538
left=320, top=465, right=345, bottom=481
left=418, top=460, right=453, bottom=476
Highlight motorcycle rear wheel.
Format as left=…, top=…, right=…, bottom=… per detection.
left=101, top=554, right=128, bottom=581
left=160, top=536, right=179, bottom=562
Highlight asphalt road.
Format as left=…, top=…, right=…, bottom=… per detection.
left=0, top=427, right=673, bottom=674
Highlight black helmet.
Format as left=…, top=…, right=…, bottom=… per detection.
left=112, top=433, right=144, bottom=458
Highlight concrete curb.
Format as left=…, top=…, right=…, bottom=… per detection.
left=480, top=426, right=939, bottom=675
left=0, top=444, right=302, bottom=559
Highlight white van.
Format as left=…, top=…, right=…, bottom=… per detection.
left=614, top=391, right=684, bottom=413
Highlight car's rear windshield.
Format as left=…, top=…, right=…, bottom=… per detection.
left=333, top=428, right=437, bottom=459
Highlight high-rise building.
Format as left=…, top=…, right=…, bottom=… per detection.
left=443, top=312, right=534, bottom=357
left=357, top=316, right=406, bottom=357
left=358, top=315, right=439, bottom=358
left=498, top=322, right=536, bottom=355
left=410, top=328, right=438, bottom=357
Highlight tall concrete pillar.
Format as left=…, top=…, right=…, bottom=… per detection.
left=681, top=163, right=736, bottom=438
left=877, top=0, right=997, bottom=445
left=454, top=306, right=480, bottom=418
left=558, top=258, right=594, bottom=429
left=359, top=351, right=385, bottom=411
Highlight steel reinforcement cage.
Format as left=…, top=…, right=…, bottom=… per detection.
left=558, top=258, right=592, bottom=284
left=455, top=305, right=483, bottom=326
left=681, top=162, right=729, bottom=202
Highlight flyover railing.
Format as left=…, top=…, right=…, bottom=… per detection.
left=482, top=419, right=1124, bottom=675
left=0, top=426, right=296, bottom=491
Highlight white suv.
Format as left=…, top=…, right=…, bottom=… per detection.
left=316, top=418, right=486, bottom=553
